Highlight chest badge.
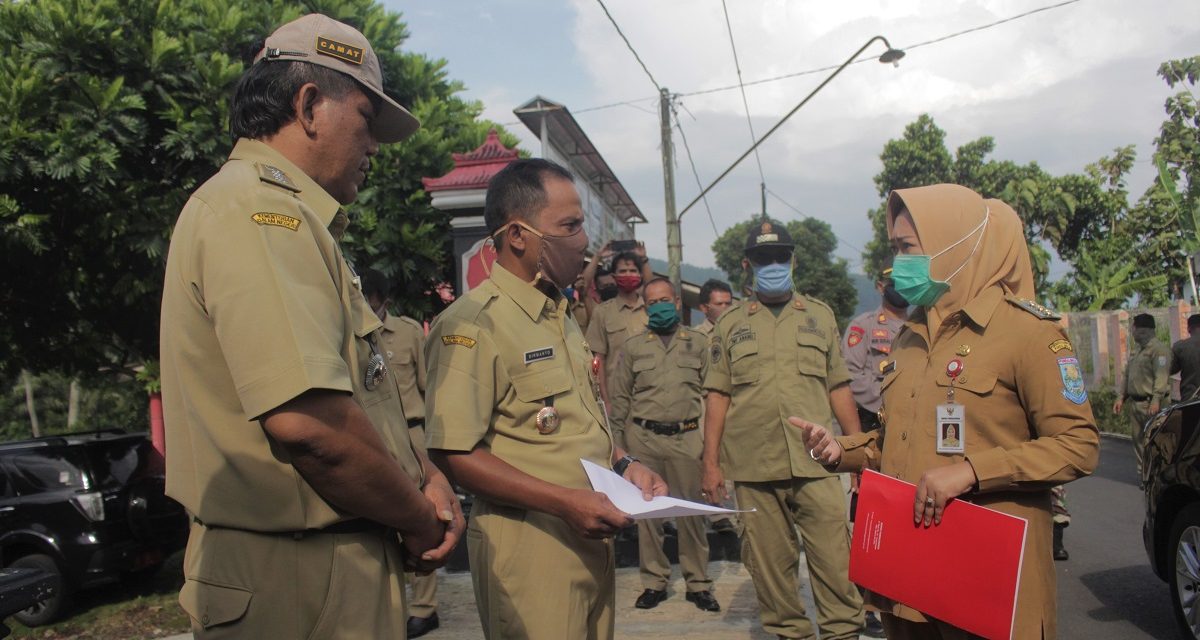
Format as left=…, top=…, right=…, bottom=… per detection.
left=946, top=359, right=964, bottom=379
left=956, top=344, right=971, bottom=357
left=364, top=352, right=387, bottom=391
left=536, top=406, right=561, bottom=435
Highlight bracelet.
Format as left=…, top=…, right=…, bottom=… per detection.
left=613, top=454, right=639, bottom=477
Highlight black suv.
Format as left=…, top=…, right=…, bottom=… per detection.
left=0, top=430, right=188, bottom=625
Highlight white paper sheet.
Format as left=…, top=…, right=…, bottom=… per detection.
left=581, top=459, right=753, bottom=520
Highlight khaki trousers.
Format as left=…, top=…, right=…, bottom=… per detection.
left=405, top=570, right=438, bottom=618
left=624, top=423, right=711, bottom=592
left=735, top=477, right=864, bottom=640
left=1128, top=398, right=1156, bottom=476
left=179, top=521, right=406, bottom=639
left=468, top=499, right=615, bottom=639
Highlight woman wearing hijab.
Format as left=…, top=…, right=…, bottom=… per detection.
left=797, top=184, right=1099, bottom=638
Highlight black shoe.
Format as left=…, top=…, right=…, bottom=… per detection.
left=1053, top=522, right=1069, bottom=561
left=635, top=588, right=668, bottom=609
left=862, top=611, right=886, bottom=638
left=662, top=521, right=678, bottom=537
left=711, top=518, right=736, bottom=534
left=685, top=590, right=721, bottom=612
left=407, top=612, right=440, bottom=638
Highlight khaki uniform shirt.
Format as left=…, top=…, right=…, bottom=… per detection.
left=1125, top=339, right=1171, bottom=400
left=1172, top=335, right=1200, bottom=400
left=160, top=139, right=423, bottom=531
left=380, top=313, right=426, bottom=423
left=695, top=319, right=715, bottom=336
left=836, top=288, right=1099, bottom=636
left=424, top=264, right=614, bottom=490
left=609, top=328, right=709, bottom=432
left=585, top=296, right=647, bottom=384
left=572, top=298, right=591, bottom=336
left=842, top=307, right=906, bottom=414
left=704, top=294, right=850, bottom=482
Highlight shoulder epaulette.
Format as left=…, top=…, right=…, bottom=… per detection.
left=802, top=295, right=835, bottom=314
left=399, top=315, right=423, bottom=330
left=257, top=163, right=301, bottom=193
left=1005, top=296, right=1061, bottom=320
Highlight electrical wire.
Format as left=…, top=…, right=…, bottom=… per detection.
left=720, top=0, right=766, bottom=188
left=594, top=0, right=661, bottom=91
left=672, top=100, right=720, bottom=237
left=766, top=188, right=865, bottom=255
left=569, top=0, right=1083, bottom=111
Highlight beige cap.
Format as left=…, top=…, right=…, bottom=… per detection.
left=255, top=14, right=420, bottom=143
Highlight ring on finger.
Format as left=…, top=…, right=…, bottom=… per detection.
left=809, top=448, right=820, bottom=461
left=925, top=497, right=935, bottom=508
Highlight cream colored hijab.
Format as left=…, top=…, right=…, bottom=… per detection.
left=886, top=184, right=1035, bottom=330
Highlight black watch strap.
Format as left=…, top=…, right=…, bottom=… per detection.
left=613, top=454, right=639, bottom=477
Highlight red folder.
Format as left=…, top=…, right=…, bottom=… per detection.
left=849, top=469, right=1027, bottom=640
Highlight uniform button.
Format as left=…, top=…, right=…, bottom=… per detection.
left=202, top=614, right=211, bottom=626
left=901, top=432, right=907, bottom=440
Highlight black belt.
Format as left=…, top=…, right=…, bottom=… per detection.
left=1128, top=394, right=1153, bottom=402
left=634, top=417, right=699, bottom=436
left=407, top=418, right=425, bottom=429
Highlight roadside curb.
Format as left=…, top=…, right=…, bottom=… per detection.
left=1101, top=431, right=1132, bottom=441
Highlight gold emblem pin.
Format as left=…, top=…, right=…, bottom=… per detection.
left=956, top=344, right=971, bottom=356
left=535, top=406, right=561, bottom=435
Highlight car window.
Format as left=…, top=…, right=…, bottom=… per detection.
left=86, top=440, right=144, bottom=489
left=4, top=453, right=86, bottom=495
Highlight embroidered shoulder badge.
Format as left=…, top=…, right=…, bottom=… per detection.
left=847, top=326, right=865, bottom=347
left=710, top=337, right=723, bottom=364
left=1057, top=356, right=1087, bottom=405
left=1048, top=339, right=1072, bottom=354
left=442, top=335, right=477, bottom=348
left=251, top=212, right=301, bottom=231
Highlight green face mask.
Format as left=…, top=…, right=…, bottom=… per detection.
left=646, top=301, right=680, bottom=334
left=890, top=208, right=990, bottom=308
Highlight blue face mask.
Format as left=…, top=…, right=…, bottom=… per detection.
left=646, top=301, right=681, bottom=334
left=562, top=286, right=575, bottom=301
left=753, top=262, right=793, bottom=295
left=891, top=208, right=990, bottom=307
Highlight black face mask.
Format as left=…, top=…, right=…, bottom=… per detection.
left=882, top=283, right=910, bottom=309
left=599, top=284, right=619, bottom=301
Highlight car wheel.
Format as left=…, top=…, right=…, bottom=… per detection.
left=1170, top=504, right=1200, bottom=639
left=9, top=553, right=69, bottom=626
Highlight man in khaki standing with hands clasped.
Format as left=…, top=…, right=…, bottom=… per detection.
left=1116, top=313, right=1170, bottom=477
left=701, top=221, right=866, bottom=640
left=159, top=14, right=462, bottom=639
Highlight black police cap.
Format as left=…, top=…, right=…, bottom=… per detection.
left=744, top=220, right=794, bottom=253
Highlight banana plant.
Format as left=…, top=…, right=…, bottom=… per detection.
left=1157, top=156, right=1200, bottom=301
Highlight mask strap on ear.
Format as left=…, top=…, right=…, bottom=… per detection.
left=491, top=220, right=545, bottom=240
left=937, top=207, right=990, bottom=283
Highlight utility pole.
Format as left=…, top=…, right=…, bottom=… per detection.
left=660, top=87, right=682, bottom=296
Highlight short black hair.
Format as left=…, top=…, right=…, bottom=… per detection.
left=699, top=279, right=732, bottom=305
left=230, top=52, right=363, bottom=140
left=359, top=267, right=389, bottom=300
left=484, top=158, right=575, bottom=249
left=1189, top=314, right=1200, bottom=331
left=612, top=251, right=641, bottom=270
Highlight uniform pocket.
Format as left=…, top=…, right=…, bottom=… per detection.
left=179, top=578, right=253, bottom=630
left=730, top=341, right=759, bottom=385
left=795, top=329, right=828, bottom=378
left=353, top=326, right=394, bottom=409
left=511, top=366, right=572, bottom=402
left=678, top=355, right=703, bottom=370
left=935, top=370, right=998, bottom=396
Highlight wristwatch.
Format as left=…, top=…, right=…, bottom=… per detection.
left=613, top=454, right=639, bottom=477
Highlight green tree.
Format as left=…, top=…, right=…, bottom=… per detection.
left=712, top=217, right=857, bottom=326
left=0, top=0, right=512, bottom=386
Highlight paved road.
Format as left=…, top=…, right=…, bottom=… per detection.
left=1057, top=435, right=1177, bottom=640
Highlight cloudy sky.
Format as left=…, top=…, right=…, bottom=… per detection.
left=388, top=0, right=1199, bottom=274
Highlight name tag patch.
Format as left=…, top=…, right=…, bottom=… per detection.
left=316, top=36, right=364, bottom=65
left=524, top=347, right=554, bottom=364
left=729, top=331, right=755, bottom=346
left=251, top=212, right=301, bottom=231
left=442, top=335, right=477, bottom=348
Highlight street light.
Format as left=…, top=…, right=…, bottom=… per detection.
left=675, top=35, right=905, bottom=224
